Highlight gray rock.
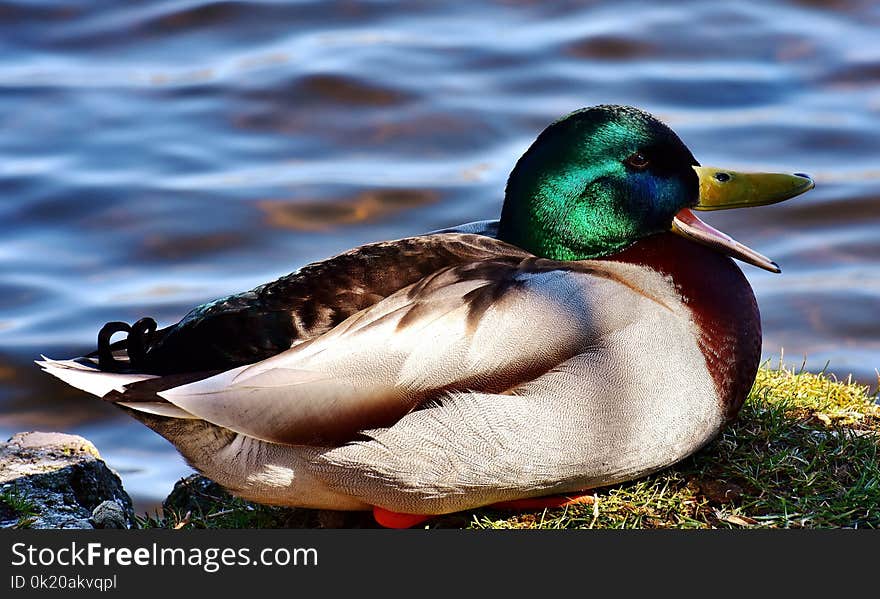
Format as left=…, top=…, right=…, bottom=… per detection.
left=163, top=473, right=232, bottom=516
left=0, top=432, right=134, bottom=529
left=90, top=500, right=129, bottom=529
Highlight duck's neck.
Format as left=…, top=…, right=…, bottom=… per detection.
left=603, top=232, right=761, bottom=421
left=497, top=202, right=636, bottom=262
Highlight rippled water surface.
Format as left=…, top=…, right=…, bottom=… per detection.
left=1, top=0, right=879, bottom=511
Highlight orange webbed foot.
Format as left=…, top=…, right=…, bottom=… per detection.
left=372, top=491, right=596, bottom=528
left=372, top=506, right=433, bottom=529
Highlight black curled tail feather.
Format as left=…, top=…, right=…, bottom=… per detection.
left=96, top=317, right=158, bottom=372
left=97, top=321, right=130, bottom=369
left=127, top=317, right=157, bottom=365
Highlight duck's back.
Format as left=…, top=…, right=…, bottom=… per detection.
left=105, top=230, right=526, bottom=374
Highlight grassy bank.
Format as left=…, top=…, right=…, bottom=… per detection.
left=141, top=364, right=880, bottom=529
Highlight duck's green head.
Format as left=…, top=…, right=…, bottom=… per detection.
left=497, top=105, right=814, bottom=272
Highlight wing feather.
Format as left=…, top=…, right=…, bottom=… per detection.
left=158, top=258, right=642, bottom=445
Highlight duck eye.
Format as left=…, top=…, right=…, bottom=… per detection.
left=625, top=152, right=650, bottom=170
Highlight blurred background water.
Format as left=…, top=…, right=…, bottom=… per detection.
left=1, top=0, right=878, bottom=513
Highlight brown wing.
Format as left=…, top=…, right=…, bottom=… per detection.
left=127, top=231, right=524, bottom=374
left=157, top=255, right=636, bottom=445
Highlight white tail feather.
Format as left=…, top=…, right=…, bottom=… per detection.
left=36, top=356, right=158, bottom=398
left=116, top=401, right=198, bottom=419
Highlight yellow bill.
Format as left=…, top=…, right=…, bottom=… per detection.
left=672, top=167, right=814, bottom=273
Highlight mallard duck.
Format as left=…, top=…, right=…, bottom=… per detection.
left=39, top=105, right=813, bottom=527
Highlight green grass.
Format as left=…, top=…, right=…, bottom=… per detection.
left=139, top=364, right=880, bottom=529
left=136, top=492, right=328, bottom=530
left=0, top=487, right=40, bottom=529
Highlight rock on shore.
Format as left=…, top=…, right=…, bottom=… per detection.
left=0, top=432, right=135, bottom=529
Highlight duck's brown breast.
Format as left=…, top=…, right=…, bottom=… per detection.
left=605, top=232, right=762, bottom=421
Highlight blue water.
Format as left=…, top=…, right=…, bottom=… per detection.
left=1, top=0, right=879, bottom=512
